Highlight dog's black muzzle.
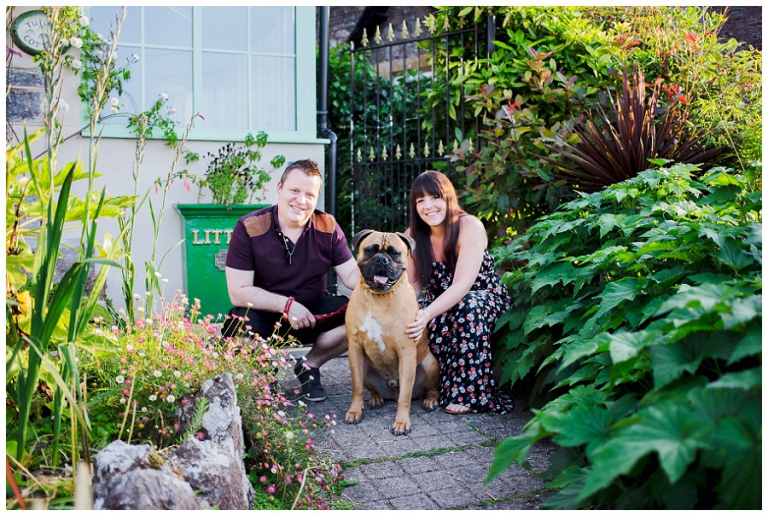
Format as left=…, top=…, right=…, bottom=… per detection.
left=362, top=253, right=404, bottom=292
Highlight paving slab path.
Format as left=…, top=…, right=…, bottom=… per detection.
left=280, top=352, right=558, bottom=510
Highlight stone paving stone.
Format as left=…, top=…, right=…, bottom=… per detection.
left=393, top=455, right=441, bottom=474
left=356, top=461, right=407, bottom=480
left=341, top=477, right=385, bottom=502
left=369, top=475, right=422, bottom=498
left=388, top=492, right=440, bottom=510
left=428, top=485, right=483, bottom=509
left=446, top=429, right=488, bottom=446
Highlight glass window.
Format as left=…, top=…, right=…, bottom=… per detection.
left=87, top=6, right=308, bottom=140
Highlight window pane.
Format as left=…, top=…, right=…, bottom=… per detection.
left=251, top=7, right=294, bottom=54
left=201, top=53, right=249, bottom=131
left=88, top=7, right=140, bottom=44
left=145, top=48, right=193, bottom=126
left=202, top=7, right=247, bottom=51
left=145, top=7, right=192, bottom=47
left=251, top=56, right=295, bottom=132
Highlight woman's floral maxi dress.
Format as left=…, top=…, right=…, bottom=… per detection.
left=422, top=249, right=514, bottom=413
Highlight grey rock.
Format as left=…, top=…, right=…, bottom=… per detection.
left=92, top=440, right=200, bottom=510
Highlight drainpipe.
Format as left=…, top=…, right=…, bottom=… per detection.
left=318, top=6, right=337, bottom=218
left=318, top=6, right=339, bottom=294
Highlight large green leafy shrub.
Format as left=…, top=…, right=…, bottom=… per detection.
left=425, top=6, right=761, bottom=239
left=488, top=163, right=761, bottom=508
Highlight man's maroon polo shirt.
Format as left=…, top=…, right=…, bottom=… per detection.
left=225, top=205, right=353, bottom=306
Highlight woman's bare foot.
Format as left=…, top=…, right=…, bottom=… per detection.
left=445, top=403, right=471, bottom=414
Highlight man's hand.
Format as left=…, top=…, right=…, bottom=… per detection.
left=287, top=301, right=316, bottom=329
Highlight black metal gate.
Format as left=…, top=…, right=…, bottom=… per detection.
left=347, top=17, right=493, bottom=235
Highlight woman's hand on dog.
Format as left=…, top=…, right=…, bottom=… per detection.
left=406, top=308, right=431, bottom=341
left=287, top=302, right=316, bottom=329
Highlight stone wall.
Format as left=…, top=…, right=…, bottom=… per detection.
left=717, top=6, right=762, bottom=50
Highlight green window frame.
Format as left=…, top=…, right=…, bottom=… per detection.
left=83, top=6, right=322, bottom=144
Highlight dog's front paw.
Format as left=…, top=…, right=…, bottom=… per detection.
left=423, top=396, right=439, bottom=411
left=345, top=409, right=363, bottom=425
left=369, top=392, right=384, bottom=409
left=391, top=418, right=411, bottom=436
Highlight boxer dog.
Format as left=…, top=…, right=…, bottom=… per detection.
left=344, top=229, right=439, bottom=435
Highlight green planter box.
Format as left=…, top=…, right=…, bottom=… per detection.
left=175, top=203, right=267, bottom=318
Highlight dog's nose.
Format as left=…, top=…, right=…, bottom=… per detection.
left=372, top=254, right=389, bottom=265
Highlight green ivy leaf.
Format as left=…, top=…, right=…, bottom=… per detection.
left=727, top=323, right=762, bottom=365
left=523, top=305, right=553, bottom=335
left=712, top=417, right=762, bottom=509
left=719, top=295, right=761, bottom=330
left=706, top=368, right=762, bottom=391
left=541, top=465, right=590, bottom=509
left=596, top=277, right=641, bottom=319
left=581, top=403, right=712, bottom=501
left=543, top=405, right=613, bottom=454
left=711, top=240, right=754, bottom=272
left=608, top=330, right=658, bottom=364
left=650, top=338, right=705, bottom=388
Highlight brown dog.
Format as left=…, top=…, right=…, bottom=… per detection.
left=344, top=230, right=439, bottom=435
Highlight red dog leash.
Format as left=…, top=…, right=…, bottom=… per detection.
left=283, top=296, right=348, bottom=323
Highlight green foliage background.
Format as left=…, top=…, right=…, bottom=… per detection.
left=489, top=163, right=761, bottom=509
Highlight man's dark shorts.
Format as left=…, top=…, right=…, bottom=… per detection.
left=220, top=295, right=349, bottom=345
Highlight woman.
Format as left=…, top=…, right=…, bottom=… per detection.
left=405, top=170, right=513, bottom=414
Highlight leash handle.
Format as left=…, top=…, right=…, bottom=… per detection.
left=283, top=296, right=295, bottom=317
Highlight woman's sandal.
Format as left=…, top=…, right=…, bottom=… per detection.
left=445, top=403, right=471, bottom=415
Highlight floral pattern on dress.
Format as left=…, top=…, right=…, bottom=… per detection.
left=422, top=249, right=514, bottom=413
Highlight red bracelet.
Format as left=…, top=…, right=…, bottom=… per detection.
left=283, top=296, right=294, bottom=317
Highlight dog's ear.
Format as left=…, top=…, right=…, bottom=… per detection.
left=395, top=232, right=416, bottom=255
left=352, top=229, right=376, bottom=250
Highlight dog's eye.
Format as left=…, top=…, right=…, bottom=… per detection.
left=364, top=245, right=378, bottom=256
left=387, top=246, right=401, bottom=257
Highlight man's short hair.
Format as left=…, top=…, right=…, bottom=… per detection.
left=279, top=159, right=322, bottom=186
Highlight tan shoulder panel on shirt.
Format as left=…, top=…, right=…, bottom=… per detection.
left=243, top=212, right=272, bottom=238
left=313, top=212, right=336, bottom=234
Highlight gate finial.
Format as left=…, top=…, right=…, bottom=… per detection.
left=414, top=18, right=422, bottom=37
left=382, top=145, right=388, bottom=160
left=453, top=139, right=460, bottom=153
left=423, top=142, right=430, bottom=157
left=369, top=146, right=376, bottom=161
left=387, top=23, right=395, bottom=42
left=361, top=28, right=368, bottom=47
left=468, top=139, right=474, bottom=153
left=425, top=14, right=436, bottom=34
left=442, top=15, right=451, bottom=31
left=438, top=140, right=445, bottom=156
left=374, top=25, right=382, bottom=45
left=409, top=143, right=416, bottom=158
left=356, top=148, right=362, bottom=162
left=395, top=144, right=402, bottom=160
left=401, top=21, right=409, bottom=39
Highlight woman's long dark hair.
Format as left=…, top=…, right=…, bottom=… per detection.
left=408, top=170, right=466, bottom=283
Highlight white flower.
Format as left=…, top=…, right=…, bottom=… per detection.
left=153, top=370, right=162, bottom=377
left=247, top=302, right=253, bottom=307
left=145, top=318, right=152, bottom=324
left=110, top=51, right=118, bottom=62
left=160, top=92, right=169, bottom=101
left=96, top=33, right=105, bottom=41
left=235, top=373, right=244, bottom=380
left=155, top=272, right=162, bottom=278
left=69, top=37, right=83, bottom=48
left=170, top=107, right=177, bottom=114
left=110, top=97, right=119, bottom=107
left=79, top=16, right=89, bottom=26
left=166, top=395, right=175, bottom=403
left=141, top=407, right=147, bottom=412
left=131, top=53, right=139, bottom=62
left=115, top=375, right=125, bottom=384
left=149, top=394, right=157, bottom=401
left=285, top=431, right=295, bottom=440
left=110, top=107, right=119, bottom=114
left=119, top=398, right=126, bottom=404
left=60, top=100, right=70, bottom=113
left=71, top=59, right=82, bottom=70
left=94, top=48, right=103, bottom=59
left=174, top=370, right=181, bottom=378
left=278, top=411, right=286, bottom=417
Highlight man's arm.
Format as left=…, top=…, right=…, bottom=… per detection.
left=225, top=267, right=287, bottom=312
left=334, top=257, right=360, bottom=291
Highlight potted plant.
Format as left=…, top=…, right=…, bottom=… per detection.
left=175, top=132, right=285, bottom=317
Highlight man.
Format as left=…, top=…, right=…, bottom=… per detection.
left=222, top=159, right=359, bottom=402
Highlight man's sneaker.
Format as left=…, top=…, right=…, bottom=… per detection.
left=293, top=361, right=326, bottom=402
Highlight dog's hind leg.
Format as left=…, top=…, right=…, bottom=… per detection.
left=418, top=351, right=440, bottom=411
